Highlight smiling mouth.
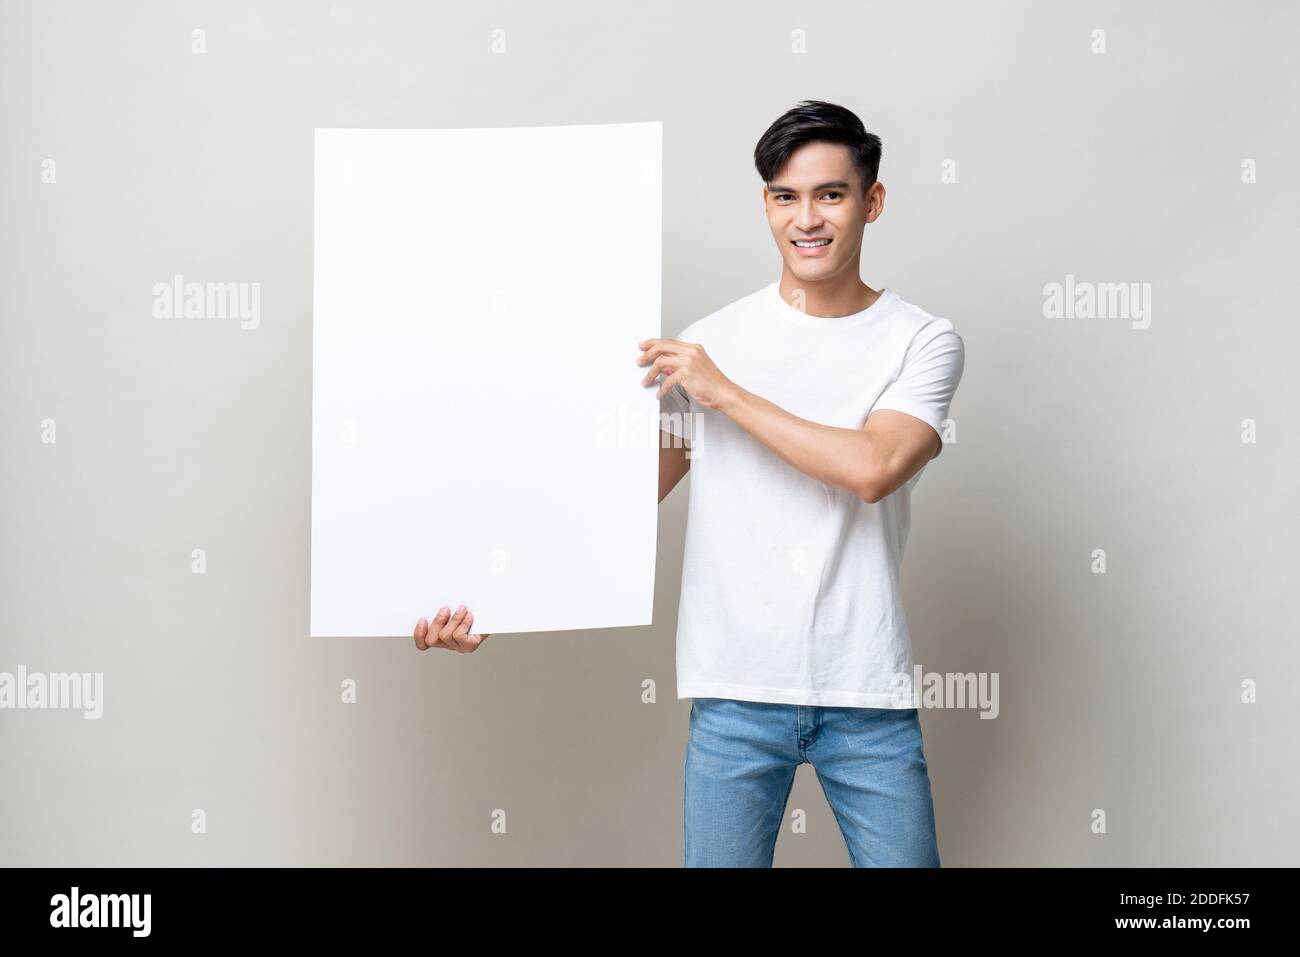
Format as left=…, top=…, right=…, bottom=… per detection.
left=792, top=237, right=832, bottom=256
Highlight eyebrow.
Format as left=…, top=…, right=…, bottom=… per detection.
left=767, top=180, right=852, bottom=193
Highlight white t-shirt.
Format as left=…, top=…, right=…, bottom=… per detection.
left=659, top=280, right=965, bottom=708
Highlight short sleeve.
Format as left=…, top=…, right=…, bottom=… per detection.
left=659, top=382, right=693, bottom=448
left=870, top=321, right=965, bottom=456
left=657, top=319, right=701, bottom=448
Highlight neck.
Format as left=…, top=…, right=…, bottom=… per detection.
left=777, top=268, right=880, bottom=318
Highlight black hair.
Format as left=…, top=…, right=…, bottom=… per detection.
left=753, top=100, right=882, bottom=194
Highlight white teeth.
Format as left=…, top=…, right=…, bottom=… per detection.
left=794, top=239, right=830, bottom=247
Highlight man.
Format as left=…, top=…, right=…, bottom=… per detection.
left=644, top=100, right=964, bottom=867
left=416, top=100, right=964, bottom=868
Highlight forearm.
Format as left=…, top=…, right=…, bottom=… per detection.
left=717, top=384, right=875, bottom=499
left=658, top=434, right=691, bottom=503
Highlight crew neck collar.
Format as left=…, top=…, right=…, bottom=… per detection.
left=764, top=281, right=896, bottom=329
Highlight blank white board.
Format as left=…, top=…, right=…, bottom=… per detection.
left=311, top=122, right=662, bottom=637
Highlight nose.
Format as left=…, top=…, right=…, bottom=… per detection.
left=795, top=200, right=823, bottom=232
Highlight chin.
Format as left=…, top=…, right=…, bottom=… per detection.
left=788, top=258, right=835, bottom=280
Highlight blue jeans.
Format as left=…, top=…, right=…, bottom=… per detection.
left=684, top=697, right=941, bottom=867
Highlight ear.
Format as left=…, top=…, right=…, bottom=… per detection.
left=865, top=180, right=886, bottom=223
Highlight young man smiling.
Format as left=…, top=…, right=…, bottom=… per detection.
left=640, top=100, right=965, bottom=867
left=415, top=100, right=964, bottom=867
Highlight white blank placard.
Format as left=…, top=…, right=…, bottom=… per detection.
left=311, top=122, right=662, bottom=637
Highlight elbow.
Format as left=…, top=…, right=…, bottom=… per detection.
left=858, top=461, right=905, bottom=503
left=857, top=471, right=886, bottom=504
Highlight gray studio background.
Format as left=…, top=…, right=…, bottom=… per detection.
left=2, top=0, right=1297, bottom=866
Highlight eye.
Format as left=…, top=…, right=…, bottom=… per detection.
left=823, top=191, right=842, bottom=200
left=775, top=193, right=794, bottom=201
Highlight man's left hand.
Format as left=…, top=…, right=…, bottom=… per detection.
left=637, top=338, right=738, bottom=411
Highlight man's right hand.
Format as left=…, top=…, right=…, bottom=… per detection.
left=414, top=605, right=491, bottom=652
